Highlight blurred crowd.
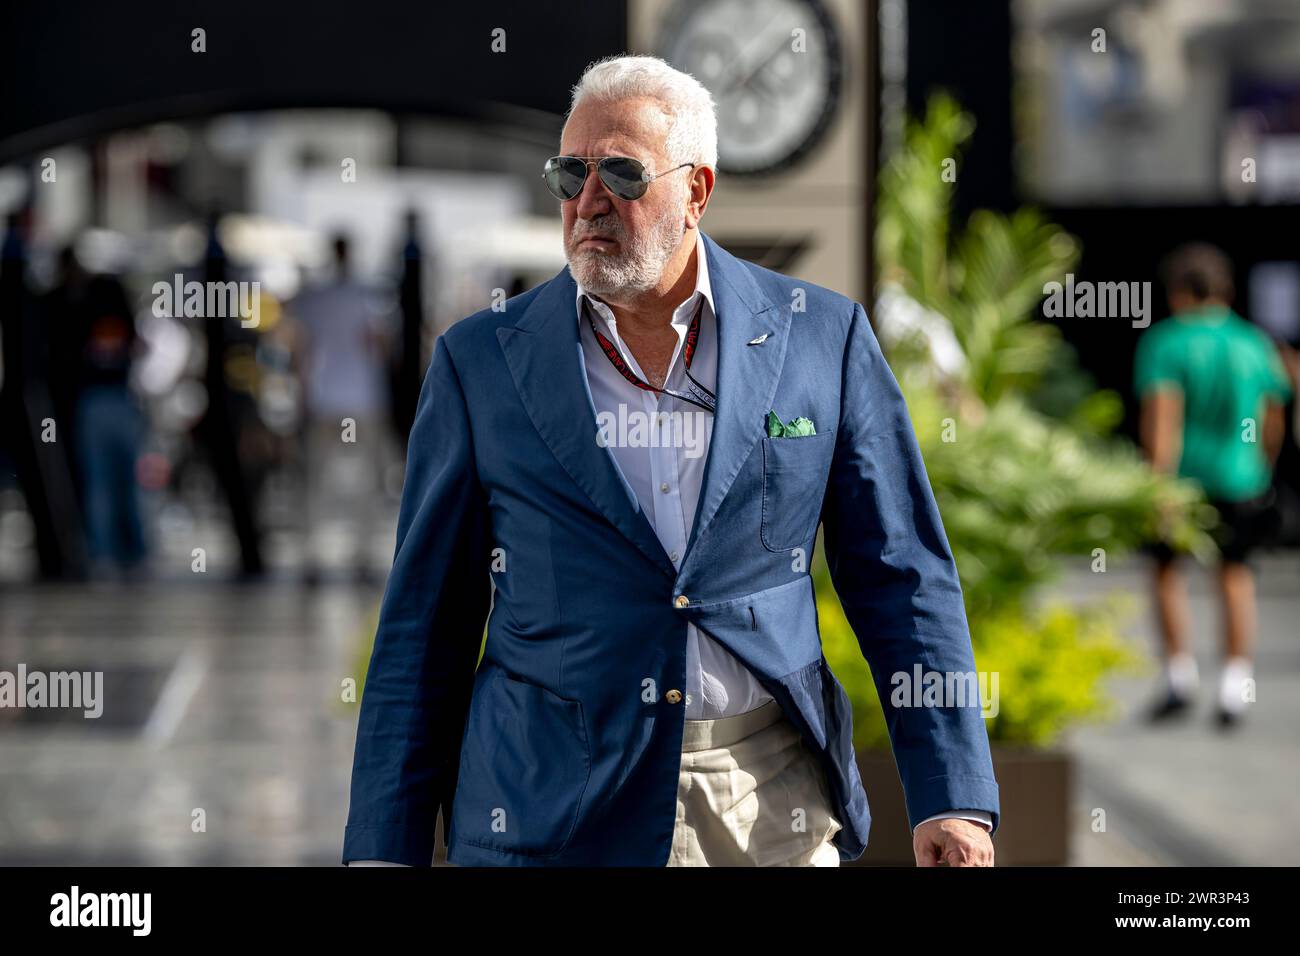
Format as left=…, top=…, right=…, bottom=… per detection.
left=0, top=208, right=435, bottom=585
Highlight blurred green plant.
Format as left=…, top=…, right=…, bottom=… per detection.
left=817, top=92, right=1216, bottom=750
left=348, top=601, right=382, bottom=707
left=820, top=581, right=1146, bottom=749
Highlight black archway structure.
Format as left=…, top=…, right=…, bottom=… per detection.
left=0, top=1, right=626, bottom=162
left=0, top=0, right=628, bottom=579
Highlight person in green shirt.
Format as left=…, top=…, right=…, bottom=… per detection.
left=1134, top=242, right=1293, bottom=728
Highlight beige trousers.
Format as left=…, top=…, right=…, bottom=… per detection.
left=667, top=699, right=843, bottom=866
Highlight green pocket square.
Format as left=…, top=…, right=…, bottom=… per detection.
left=766, top=409, right=816, bottom=438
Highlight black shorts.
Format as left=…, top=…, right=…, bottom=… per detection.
left=1148, top=491, right=1275, bottom=565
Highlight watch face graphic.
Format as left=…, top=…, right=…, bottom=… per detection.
left=658, top=0, right=844, bottom=176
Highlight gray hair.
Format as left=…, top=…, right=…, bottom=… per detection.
left=567, top=54, right=718, bottom=172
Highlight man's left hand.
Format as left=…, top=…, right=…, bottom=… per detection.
left=912, top=818, right=994, bottom=867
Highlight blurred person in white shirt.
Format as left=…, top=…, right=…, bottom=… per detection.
left=290, top=233, right=394, bottom=585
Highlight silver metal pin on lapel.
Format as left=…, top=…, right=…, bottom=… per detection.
left=747, top=332, right=770, bottom=346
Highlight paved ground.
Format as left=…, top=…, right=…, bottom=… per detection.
left=1058, top=551, right=1300, bottom=866
left=0, top=520, right=1295, bottom=865
left=0, top=575, right=373, bottom=864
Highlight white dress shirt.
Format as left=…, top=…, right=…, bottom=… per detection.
left=347, top=233, right=988, bottom=864
left=576, top=231, right=774, bottom=722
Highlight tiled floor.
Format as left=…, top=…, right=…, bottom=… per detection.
left=0, top=577, right=375, bottom=865
left=1, top=538, right=1296, bottom=865
left=1057, top=552, right=1300, bottom=866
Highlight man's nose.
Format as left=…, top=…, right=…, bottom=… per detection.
left=574, top=164, right=613, bottom=219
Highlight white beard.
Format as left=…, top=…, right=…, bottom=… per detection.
left=567, top=199, right=686, bottom=297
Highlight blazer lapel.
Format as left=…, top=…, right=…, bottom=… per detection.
left=684, top=233, right=791, bottom=561
left=497, top=266, right=677, bottom=580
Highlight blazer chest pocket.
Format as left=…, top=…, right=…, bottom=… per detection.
left=760, top=429, right=836, bottom=552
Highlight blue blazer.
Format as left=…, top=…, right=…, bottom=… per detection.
left=342, top=231, right=999, bottom=865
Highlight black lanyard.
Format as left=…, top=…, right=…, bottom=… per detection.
left=584, top=296, right=717, bottom=413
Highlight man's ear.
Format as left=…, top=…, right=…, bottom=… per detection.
left=685, top=164, right=716, bottom=229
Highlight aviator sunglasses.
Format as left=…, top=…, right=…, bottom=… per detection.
left=543, top=155, right=696, bottom=201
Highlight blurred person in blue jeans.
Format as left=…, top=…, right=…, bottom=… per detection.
left=73, top=273, right=148, bottom=578
left=1135, top=243, right=1292, bottom=728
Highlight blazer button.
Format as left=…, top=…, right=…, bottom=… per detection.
left=665, top=689, right=683, bottom=704
left=674, top=595, right=690, bottom=608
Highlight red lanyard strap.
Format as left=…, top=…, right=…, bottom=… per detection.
left=584, top=297, right=717, bottom=414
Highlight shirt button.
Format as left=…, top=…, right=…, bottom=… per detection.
left=660, top=482, right=670, bottom=493
left=674, top=594, right=690, bottom=608
left=669, top=551, right=679, bottom=562
left=665, top=689, right=683, bottom=704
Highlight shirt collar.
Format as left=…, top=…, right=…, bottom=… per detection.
left=574, top=230, right=714, bottom=332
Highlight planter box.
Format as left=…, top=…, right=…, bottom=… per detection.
left=846, top=746, right=1072, bottom=866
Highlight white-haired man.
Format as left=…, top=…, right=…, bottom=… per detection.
left=344, top=55, right=1000, bottom=867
